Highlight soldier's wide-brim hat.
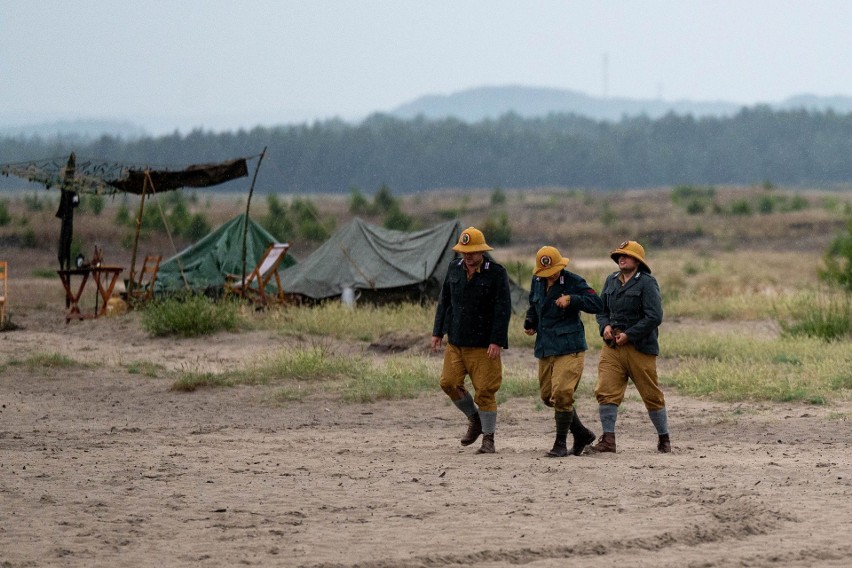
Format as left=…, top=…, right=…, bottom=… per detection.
left=453, top=227, right=493, bottom=253
left=534, top=245, right=569, bottom=278
left=610, top=240, right=651, bottom=273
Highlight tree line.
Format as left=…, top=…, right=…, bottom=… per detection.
left=3, top=106, right=852, bottom=193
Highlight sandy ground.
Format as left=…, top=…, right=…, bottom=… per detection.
left=2, top=282, right=852, bottom=567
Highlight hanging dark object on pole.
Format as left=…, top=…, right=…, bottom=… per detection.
left=56, top=153, right=79, bottom=274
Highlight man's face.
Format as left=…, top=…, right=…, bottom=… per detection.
left=617, top=254, right=639, bottom=272
left=462, top=251, right=484, bottom=268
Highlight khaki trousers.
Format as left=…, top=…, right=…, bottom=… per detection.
left=595, top=343, right=665, bottom=411
left=538, top=352, right=584, bottom=412
left=440, top=344, right=502, bottom=412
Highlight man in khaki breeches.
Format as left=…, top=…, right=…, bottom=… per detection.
left=432, top=227, right=512, bottom=454
left=524, top=245, right=603, bottom=457
left=592, top=240, right=672, bottom=454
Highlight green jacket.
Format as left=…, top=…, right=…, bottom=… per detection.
left=596, top=270, right=663, bottom=355
left=524, top=269, right=603, bottom=358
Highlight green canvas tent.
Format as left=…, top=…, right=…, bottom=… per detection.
left=280, top=217, right=527, bottom=311
left=154, top=213, right=296, bottom=294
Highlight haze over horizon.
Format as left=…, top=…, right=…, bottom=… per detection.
left=2, top=1, right=852, bottom=135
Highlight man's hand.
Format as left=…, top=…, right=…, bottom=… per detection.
left=602, top=325, right=614, bottom=342
left=555, top=294, right=571, bottom=309
left=614, top=332, right=629, bottom=346
left=431, top=336, right=443, bottom=353
left=524, top=328, right=536, bottom=336
left=486, top=343, right=501, bottom=359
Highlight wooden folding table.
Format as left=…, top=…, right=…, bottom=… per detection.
left=57, top=265, right=124, bottom=323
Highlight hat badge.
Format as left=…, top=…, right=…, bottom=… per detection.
left=540, top=255, right=552, bottom=268
left=460, top=233, right=471, bottom=245
left=619, top=241, right=629, bottom=249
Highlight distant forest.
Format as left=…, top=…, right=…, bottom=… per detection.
left=3, top=106, right=852, bottom=194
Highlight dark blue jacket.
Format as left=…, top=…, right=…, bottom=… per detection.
left=524, top=269, right=603, bottom=358
left=432, top=258, right=512, bottom=349
left=596, top=270, right=663, bottom=355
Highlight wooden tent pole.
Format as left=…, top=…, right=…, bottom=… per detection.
left=241, top=147, right=267, bottom=288
left=127, top=171, right=150, bottom=298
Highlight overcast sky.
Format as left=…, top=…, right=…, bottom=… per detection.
left=2, top=0, right=851, bottom=133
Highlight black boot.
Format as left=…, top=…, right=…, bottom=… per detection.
left=569, top=411, right=597, bottom=456
left=476, top=433, right=495, bottom=454
left=460, top=413, right=482, bottom=446
left=547, top=411, right=572, bottom=457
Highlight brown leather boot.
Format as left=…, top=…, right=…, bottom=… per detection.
left=590, top=432, right=616, bottom=453
left=476, top=433, right=495, bottom=454
left=658, top=433, right=671, bottom=453
left=460, top=413, right=482, bottom=446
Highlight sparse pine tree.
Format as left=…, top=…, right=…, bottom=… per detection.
left=373, top=184, right=397, bottom=213
left=349, top=187, right=370, bottom=215
left=490, top=186, right=506, bottom=206
left=820, top=216, right=852, bottom=292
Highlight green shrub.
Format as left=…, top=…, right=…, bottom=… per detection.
left=167, top=198, right=192, bottom=236
left=787, top=194, right=809, bottom=211
left=0, top=200, right=10, bottom=226
left=263, top=193, right=295, bottom=241
left=70, top=235, right=84, bottom=263
left=21, top=228, right=37, bottom=248
left=819, top=216, right=852, bottom=291
left=383, top=205, right=414, bottom=231
left=299, top=218, right=331, bottom=241
left=86, top=194, right=105, bottom=216
left=141, top=294, right=241, bottom=337
left=349, top=186, right=371, bottom=215
left=292, top=197, right=332, bottom=241
left=115, top=202, right=132, bottom=226
left=141, top=202, right=166, bottom=231
left=184, top=213, right=211, bottom=241
left=757, top=195, right=776, bottom=214
left=729, top=199, right=752, bottom=216
left=373, top=184, right=397, bottom=213
left=599, top=202, right=617, bottom=226
left=672, top=185, right=715, bottom=213
left=490, top=186, right=507, bottom=206
left=779, top=291, right=851, bottom=341
left=482, top=211, right=512, bottom=245
left=685, top=199, right=706, bottom=215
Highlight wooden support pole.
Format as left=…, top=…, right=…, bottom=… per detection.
left=241, top=147, right=267, bottom=289
left=127, top=171, right=150, bottom=299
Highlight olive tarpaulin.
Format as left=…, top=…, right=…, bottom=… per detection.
left=280, top=217, right=527, bottom=311
left=153, top=213, right=296, bottom=294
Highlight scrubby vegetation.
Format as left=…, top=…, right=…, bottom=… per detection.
left=2, top=183, right=850, bottom=405
left=140, top=294, right=241, bottom=337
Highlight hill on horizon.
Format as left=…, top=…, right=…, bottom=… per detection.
left=391, top=85, right=852, bottom=122
left=4, top=86, right=852, bottom=140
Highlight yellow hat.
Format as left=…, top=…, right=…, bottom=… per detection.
left=534, top=246, right=569, bottom=277
left=453, top=227, right=493, bottom=253
left=610, top=240, right=651, bottom=273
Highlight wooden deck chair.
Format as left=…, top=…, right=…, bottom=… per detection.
left=127, top=255, right=162, bottom=304
left=0, top=261, right=7, bottom=324
left=226, top=243, right=290, bottom=305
